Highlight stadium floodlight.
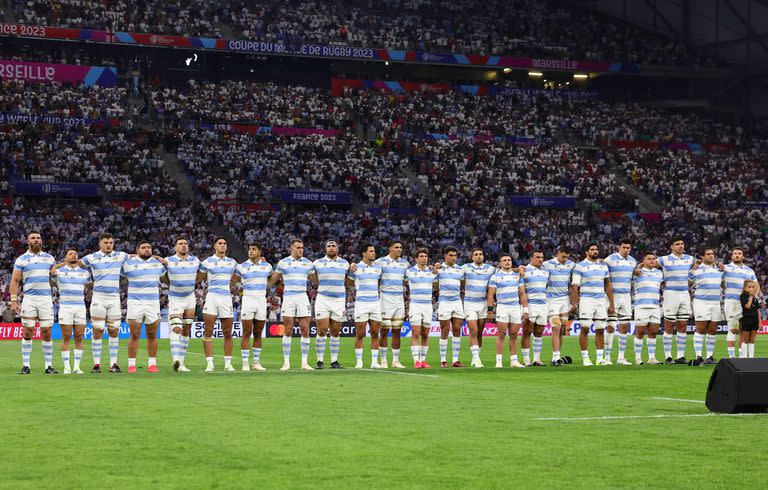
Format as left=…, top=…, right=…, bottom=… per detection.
left=528, top=71, right=543, bottom=77
left=503, top=67, right=512, bottom=73
left=573, top=73, right=589, bottom=79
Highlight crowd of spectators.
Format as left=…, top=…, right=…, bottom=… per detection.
left=0, top=79, right=127, bottom=120
left=0, top=123, right=176, bottom=199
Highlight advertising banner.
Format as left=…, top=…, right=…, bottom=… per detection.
left=510, top=195, right=577, bottom=209
left=0, top=59, right=117, bottom=86
left=14, top=181, right=99, bottom=197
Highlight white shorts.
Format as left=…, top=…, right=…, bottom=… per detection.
left=612, top=294, right=632, bottom=322
left=437, top=300, right=465, bottom=321
left=281, top=295, right=311, bottom=318
left=354, top=300, right=382, bottom=323
left=547, top=297, right=570, bottom=318
left=20, top=296, right=54, bottom=321
left=90, top=295, right=121, bottom=322
left=693, top=299, right=722, bottom=323
left=579, top=297, right=607, bottom=324
left=168, top=294, right=196, bottom=316
left=408, top=303, right=433, bottom=326
left=314, top=295, right=346, bottom=323
left=634, top=307, right=661, bottom=326
left=464, top=301, right=487, bottom=321
left=203, top=294, right=234, bottom=319
left=241, top=295, right=268, bottom=322
left=496, top=304, right=522, bottom=325
left=663, top=292, right=691, bottom=321
left=58, top=305, right=86, bottom=325
left=380, top=295, right=406, bottom=320
left=127, top=301, right=161, bottom=324
left=724, top=300, right=743, bottom=322
left=527, top=304, right=548, bottom=326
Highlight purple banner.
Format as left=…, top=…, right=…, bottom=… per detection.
left=0, top=59, right=117, bottom=87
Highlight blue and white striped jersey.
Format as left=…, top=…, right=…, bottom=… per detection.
left=56, top=265, right=90, bottom=306
left=13, top=251, right=55, bottom=297
left=436, top=264, right=465, bottom=303
left=724, top=263, right=758, bottom=301
left=489, top=270, right=522, bottom=306
left=349, top=261, right=382, bottom=303
left=235, top=259, right=273, bottom=299
left=604, top=253, right=637, bottom=295
left=275, top=256, right=314, bottom=298
left=164, top=254, right=200, bottom=298
left=312, top=256, right=349, bottom=299
left=572, top=260, right=609, bottom=300
left=405, top=265, right=435, bottom=305
left=523, top=266, right=549, bottom=306
left=462, top=262, right=495, bottom=304
left=543, top=258, right=575, bottom=300
left=689, top=264, right=723, bottom=303
left=199, top=255, right=237, bottom=298
left=81, top=250, right=128, bottom=298
left=374, top=256, right=409, bottom=298
left=121, top=257, right=166, bottom=302
left=657, top=253, right=694, bottom=293
left=633, top=268, right=663, bottom=308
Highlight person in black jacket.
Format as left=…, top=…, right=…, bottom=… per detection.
left=739, top=280, right=762, bottom=358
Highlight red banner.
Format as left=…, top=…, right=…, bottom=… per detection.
left=0, top=323, right=42, bottom=340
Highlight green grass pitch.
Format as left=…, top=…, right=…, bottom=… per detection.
left=1, top=336, right=767, bottom=489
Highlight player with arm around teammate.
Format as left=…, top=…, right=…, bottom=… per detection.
left=688, top=248, right=724, bottom=366
left=162, top=237, right=200, bottom=372
left=632, top=253, right=664, bottom=365
left=405, top=248, right=435, bottom=369
left=349, top=243, right=384, bottom=369
left=310, top=240, right=350, bottom=369
left=462, top=248, right=495, bottom=368
left=487, top=253, right=529, bottom=368
left=604, top=239, right=637, bottom=366
left=571, top=243, right=615, bottom=366
left=55, top=247, right=92, bottom=374
left=542, top=246, right=575, bottom=366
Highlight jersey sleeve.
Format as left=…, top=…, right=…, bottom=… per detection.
left=571, top=264, right=583, bottom=286
left=488, top=273, right=499, bottom=289
left=233, top=263, right=243, bottom=277
left=198, top=258, right=209, bottom=274
left=13, top=255, right=27, bottom=272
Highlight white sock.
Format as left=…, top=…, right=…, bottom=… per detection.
left=179, top=335, right=190, bottom=363
left=148, top=357, right=156, bottom=367
left=92, top=338, right=102, bottom=365
left=61, top=349, right=71, bottom=369
left=241, top=349, right=251, bottom=364
left=206, top=356, right=214, bottom=365
left=748, top=343, right=755, bottom=358
left=522, top=348, right=530, bottom=363
left=371, top=348, right=379, bottom=363
left=224, top=355, right=232, bottom=365
left=74, top=348, right=83, bottom=369
left=496, top=354, right=502, bottom=363
left=581, top=349, right=590, bottom=359
left=452, top=337, right=461, bottom=362
left=300, top=337, right=310, bottom=363
left=379, top=346, right=388, bottom=362
left=42, top=340, right=53, bottom=367
left=128, top=357, right=136, bottom=368
left=706, top=334, right=716, bottom=358
left=552, top=350, right=560, bottom=362
left=693, top=332, right=704, bottom=358
left=315, top=335, right=326, bottom=362
left=330, top=336, right=340, bottom=362
left=617, top=333, right=627, bottom=359
left=21, top=339, right=33, bottom=367
left=439, top=338, right=448, bottom=362
left=411, top=345, right=420, bottom=362
left=253, top=348, right=261, bottom=363
left=676, top=333, right=687, bottom=358
left=648, top=337, right=657, bottom=359
left=170, top=331, right=180, bottom=362
left=392, top=348, right=400, bottom=362
left=596, top=349, right=604, bottom=362
left=282, top=336, right=292, bottom=363
left=108, top=336, right=119, bottom=365
left=663, top=332, right=673, bottom=359
left=634, top=337, right=644, bottom=360
left=604, top=331, right=615, bottom=359
left=740, top=344, right=748, bottom=358
left=355, top=348, right=363, bottom=361
left=470, top=344, right=480, bottom=359
left=532, top=337, right=542, bottom=362
left=421, top=345, right=428, bottom=362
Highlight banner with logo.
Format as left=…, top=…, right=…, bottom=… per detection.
left=0, top=59, right=117, bottom=86
left=0, top=113, right=119, bottom=128
left=510, top=195, right=577, bottom=209
left=14, top=181, right=99, bottom=197
left=0, top=22, right=641, bottom=74
left=274, top=189, right=352, bottom=205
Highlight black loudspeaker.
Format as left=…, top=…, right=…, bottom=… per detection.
left=706, top=358, right=768, bottom=413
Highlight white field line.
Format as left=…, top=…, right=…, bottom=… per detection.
left=649, top=397, right=706, bottom=404
left=359, top=368, right=439, bottom=378
left=536, top=413, right=767, bottom=421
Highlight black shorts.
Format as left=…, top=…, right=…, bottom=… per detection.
left=741, top=320, right=759, bottom=332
